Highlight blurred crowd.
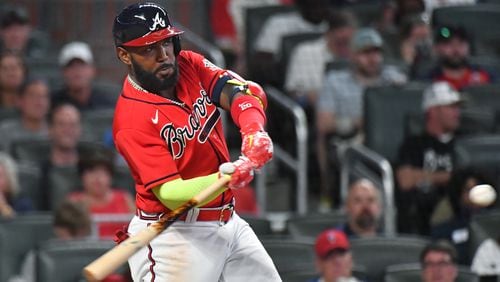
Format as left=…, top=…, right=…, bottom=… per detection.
left=0, top=0, right=499, bottom=281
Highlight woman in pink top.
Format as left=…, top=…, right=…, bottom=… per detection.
left=68, top=152, right=135, bottom=239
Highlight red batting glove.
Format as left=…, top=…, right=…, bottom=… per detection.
left=219, top=156, right=255, bottom=189
left=241, top=123, right=273, bottom=170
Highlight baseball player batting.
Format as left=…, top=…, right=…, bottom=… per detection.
left=111, top=2, right=280, bottom=281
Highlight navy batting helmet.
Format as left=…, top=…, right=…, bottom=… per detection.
left=113, top=2, right=183, bottom=55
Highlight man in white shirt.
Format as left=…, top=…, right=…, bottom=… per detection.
left=249, top=0, right=329, bottom=86
left=285, top=10, right=356, bottom=107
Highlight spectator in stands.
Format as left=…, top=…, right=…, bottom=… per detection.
left=0, top=77, right=50, bottom=152
left=250, top=0, right=329, bottom=86
left=423, top=25, right=494, bottom=90
left=432, top=168, right=496, bottom=263
left=420, top=240, right=459, bottom=282
left=51, top=41, right=114, bottom=111
left=396, top=82, right=462, bottom=235
left=0, top=6, right=48, bottom=60
left=47, top=103, right=82, bottom=168
left=399, top=14, right=432, bottom=68
left=373, top=0, right=398, bottom=35
left=285, top=10, right=357, bottom=108
left=0, top=51, right=26, bottom=109
left=68, top=152, right=135, bottom=239
left=52, top=200, right=92, bottom=239
left=471, top=235, right=500, bottom=281
left=38, top=103, right=82, bottom=210
left=0, top=152, right=33, bottom=218
left=311, top=229, right=360, bottom=282
left=316, top=28, right=406, bottom=210
left=341, top=178, right=382, bottom=238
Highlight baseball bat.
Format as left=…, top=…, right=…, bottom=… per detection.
left=82, top=176, right=230, bottom=281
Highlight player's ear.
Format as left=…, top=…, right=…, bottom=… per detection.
left=116, top=47, right=132, bottom=66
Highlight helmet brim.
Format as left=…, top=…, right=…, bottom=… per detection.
left=121, top=26, right=184, bottom=47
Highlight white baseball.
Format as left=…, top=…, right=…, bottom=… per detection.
left=469, top=184, right=497, bottom=207
left=219, top=162, right=236, bottom=175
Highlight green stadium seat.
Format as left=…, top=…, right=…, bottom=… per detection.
left=350, top=235, right=430, bottom=282
left=468, top=210, right=500, bottom=258
left=0, top=213, right=53, bottom=282
left=286, top=211, right=347, bottom=240
left=261, top=238, right=315, bottom=274
left=385, top=263, right=479, bottom=282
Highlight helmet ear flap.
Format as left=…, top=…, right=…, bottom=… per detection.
left=173, top=36, right=181, bottom=56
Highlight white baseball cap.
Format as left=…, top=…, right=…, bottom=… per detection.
left=58, top=41, right=94, bottom=67
left=422, top=82, right=463, bottom=111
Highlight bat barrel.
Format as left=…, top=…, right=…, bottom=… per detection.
left=83, top=227, right=161, bottom=281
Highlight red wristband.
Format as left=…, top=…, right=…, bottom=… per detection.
left=230, top=95, right=266, bottom=128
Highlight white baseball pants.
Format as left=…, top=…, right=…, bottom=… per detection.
left=127, top=212, right=282, bottom=281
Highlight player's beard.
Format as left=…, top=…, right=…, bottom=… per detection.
left=131, top=59, right=179, bottom=94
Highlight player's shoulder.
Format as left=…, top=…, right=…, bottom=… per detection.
left=178, top=50, right=224, bottom=72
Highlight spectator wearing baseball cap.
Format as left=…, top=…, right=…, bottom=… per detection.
left=395, top=81, right=462, bottom=235
left=422, top=25, right=494, bottom=90
left=51, top=41, right=115, bottom=111
left=316, top=27, right=407, bottom=211
left=310, top=229, right=361, bottom=282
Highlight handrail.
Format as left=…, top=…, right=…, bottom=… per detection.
left=258, top=86, right=308, bottom=215
left=340, top=144, right=396, bottom=236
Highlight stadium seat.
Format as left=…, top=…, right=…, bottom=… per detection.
left=36, top=239, right=121, bottom=282
left=0, top=108, right=19, bottom=123
left=345, top=2, right=383, bottom=27
left=405, top=108, right=496, bottom=137
left=260, top=238, right=315, bottom=274
left=363, top=83, right=427, bottom=163
left=16, top=163, right=43, bottom=210
left=0, top=213, right=53, bottom=282
left=240, top=216, right=273, bottom=236
left=244, top=5, right=296, bottom=62
left=431, top=5, right=500, bottom=57
left=286, top=211, right=347, bottom=240
left=279, top=269, right=318, bottom=282
left=454, top=135, right=500, bottom=189
left=385, top=263, right=479, bottom=282
left=350, top=235, right=430, bottom=282
left=280, top=264, right=368, bottom=282
left=81, top=109, right=114, bottom=143
left=468, top=210, right=500, bottom=258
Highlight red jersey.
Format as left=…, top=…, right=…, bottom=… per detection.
left=113, top=50, right=234, bottom=213
left=433, top=67, right=492, bottom=91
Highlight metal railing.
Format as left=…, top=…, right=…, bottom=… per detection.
left=256, top=86, right=308, bottom=215
left=339, top=144, right=396, bottom=235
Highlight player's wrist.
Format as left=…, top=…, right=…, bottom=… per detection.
left=230, top=95, right=266, bottom=128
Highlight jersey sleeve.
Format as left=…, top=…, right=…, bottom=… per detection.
left=180, top=51, right=233, bottom=107
left=115, top=129, right=180, bottom=189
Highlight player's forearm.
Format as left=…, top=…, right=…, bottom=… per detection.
left=152, top=173, right=227, bottom=210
